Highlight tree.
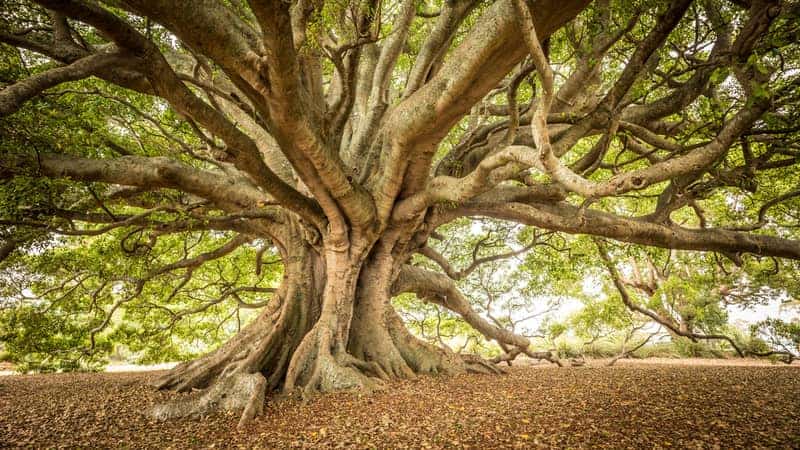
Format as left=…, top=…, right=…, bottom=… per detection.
left=1, top=0, right=800, bottom=426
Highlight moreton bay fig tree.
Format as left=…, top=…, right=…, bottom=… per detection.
left=1, top=0, right=799, bottom=425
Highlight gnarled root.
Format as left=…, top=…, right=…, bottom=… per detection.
left=151, top=256, right=320, bottom=425
left=529, top=350, right=563, bottom=367
left=349, top=318, right=418, bottom=380
left=149, top=302, right=287, bottom=427
left=152, top=350, right=244, bottom=393
left=152, top=290, right=284, bottom=393
left=284, top=324, right=385, bottom=396
left=151, top=372, right=267, bottom=428
left=390, top=318, right=505, bottom=375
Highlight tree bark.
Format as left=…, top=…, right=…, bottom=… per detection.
left=151, top=231, right=324, bottom=426
left=348, top=239, right=464, bottom=379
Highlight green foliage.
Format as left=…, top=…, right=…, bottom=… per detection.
left=750, top=318, right=800, bottom=362
left=570, top=294, right=632, bottom=339
left=0, top=229, right=281, bottom=371
left=0, top=305, right=109, bottom=372
left=2, top=0, right=800, bottom=372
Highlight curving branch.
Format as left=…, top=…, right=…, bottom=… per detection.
left=146, top=234, right=253, bottom=279
left=725, top=187, right=800, bottom=232
left=0, top=52, right=130, bottom=117
left=417, top=240, right=539, bottom=281
left=596, top=240, right=745, bottom=356
left=392, top=264, right=560, bottom=365
left=1, top=153, right=272, bottom=212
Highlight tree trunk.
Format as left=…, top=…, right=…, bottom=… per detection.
left=150, top=228, right=497, bottom=426
left=151, top=234, right=325, bottom=426
left=281, top=247, right=386, bottom=393
left=348, top=239, right=464, bottom=378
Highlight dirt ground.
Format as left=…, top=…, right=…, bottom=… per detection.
left=1, top=360, right=799, bottom=449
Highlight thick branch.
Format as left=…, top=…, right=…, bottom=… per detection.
left=394, top=265, right=532, bottom=354
left=374, top=0, right=589, bottom=220
left=1, top=154, right=278, bottom=216
left=0, top=52, right=128, bottom=117
left=35, top=0, right=324, bottom=227
left=449, top=200, right=800, bottom=260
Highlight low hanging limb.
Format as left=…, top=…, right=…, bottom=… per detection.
left=595, top=239, right=796, bottom=362
left=393, top=264, right=562, bottom=368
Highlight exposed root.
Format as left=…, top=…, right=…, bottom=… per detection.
left=569, top=357, right=586, bottom=367
left=152, top=253, right=319, bottom=426
left=153, top=360, right=206, bottom=391
left=348, top=324, right=418, bottom=380
left=150, top=311, right=282, bottom=394
left=379, top=354, right=418, bottom=379
left=152, top=352, right=245, bottom=392
left=490, top=347, right=563, bottom=367
left=285, top=325, right=385, bottom=395
left=150, top=372, right=267, bottom=428
left=535, top=351, right=564, bottom=367
left=340, top=353, right=392, bottom=381
left=294, top=351, right=385, bottom=397
left=152, top=285, right=285, bottom=393
left=398, top=338, right=461, bottom=375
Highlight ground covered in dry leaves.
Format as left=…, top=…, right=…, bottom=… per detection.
left=1, top=361, right=799, bottom=449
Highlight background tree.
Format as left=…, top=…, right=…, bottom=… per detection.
left=1, top=0, right=800, bottom=426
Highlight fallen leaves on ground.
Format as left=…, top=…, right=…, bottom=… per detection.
left=1, top=363, right=799, bottom=448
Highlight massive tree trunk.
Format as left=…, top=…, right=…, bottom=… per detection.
left=151, top=228, right=325, bottom=425
left=146, top=237, right=365, bottom=424
left=348, top=237, right=465, bottom=379
left=150, top=224, right=502, bottom=426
